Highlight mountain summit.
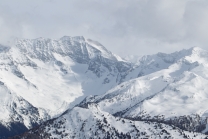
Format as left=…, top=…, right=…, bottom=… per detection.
left=1, top=37, right=208, bottom=138
left=0, top=36, right=133, bottom=138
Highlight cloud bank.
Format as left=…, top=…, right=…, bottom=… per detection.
left=1, top=0, right=208, bottom=56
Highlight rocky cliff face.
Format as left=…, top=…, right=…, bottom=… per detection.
left=0, top=36, right=135, bottom=138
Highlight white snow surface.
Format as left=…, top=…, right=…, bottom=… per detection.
left=1, top=36, right=208, bottom=138
left=0, top=36, right=131, bottom=129
left=83, top=46, right=208, bottom=120
left=26, top=104, right=207, bottom=139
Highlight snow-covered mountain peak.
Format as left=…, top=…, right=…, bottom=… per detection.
left=60, top=35, right=85, bottom=41
left=0, top=36, right=136, bottom=138
left=189, top=46, right=205, bottom=51
left=180, top=47, right=208, bottom=65
left=180, top=46, right=208, bottom=58
left=13, top=36, right=120, bottom=63
left=78, top=46, right=208, bottom=120
left=3, top=39, right=208, bottom=138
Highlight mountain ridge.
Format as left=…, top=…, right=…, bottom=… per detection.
left=0, top=36, right=134, bottom=138
left=0, top=36, right=208, bottom=138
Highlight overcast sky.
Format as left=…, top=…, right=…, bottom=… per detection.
left=1, top=0, right=208, bottom=56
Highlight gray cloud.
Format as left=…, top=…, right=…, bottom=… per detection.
left=0, top=0, right=208, bottom=56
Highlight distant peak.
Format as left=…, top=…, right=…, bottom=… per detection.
left=35, top=37, right=45, bottom=40
left=189, top=46, right=204, bottom=52
left=60, top=36, right=85, bottom=42
left=60, top=36, right=71, bottom=39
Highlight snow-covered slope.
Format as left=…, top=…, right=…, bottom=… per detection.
left=0, top=36, right=134, bottom=138
left=78, top=47, right=208, bottom=134
left=9, top=36, right=133, bottom=114
left=11, top=104, right=207, bottom=139
left=10, top=46, right=208, bottom=139
left=2, top=36, right=208, bottom=138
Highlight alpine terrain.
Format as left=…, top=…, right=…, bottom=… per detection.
left=0, top=36, right=208, bottom=138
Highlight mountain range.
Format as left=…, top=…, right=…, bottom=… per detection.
left=0, top=36, right=208, bottom=138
